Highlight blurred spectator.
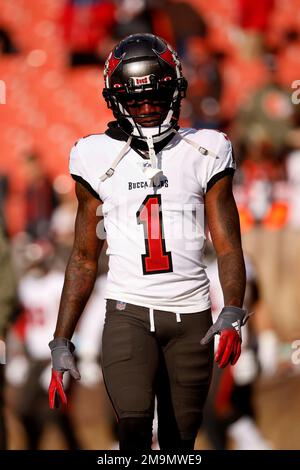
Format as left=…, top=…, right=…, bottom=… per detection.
left=105, top=0, right=205, bottom=57
left=183, top=37, right=223, bottom=129
left=113, top=0, right=153, bottom=39
left=0, top=175, right=9, bottom=235
left=234, top=137, right=289, bottom=232
left=234, top=77, right=296, bottom=230
left=0, top=225, right=17, bottom=449
left=0, top=27, right=19, bottom=55
left=286, top=150, right=300, bottom=229
left=237, top=56, right=294, bottom=155
left=23, top=154, right=58, bottom=241
left=61, top=0, right=116, bottom=66
left=238, top=0, right=275, bottom=32
left=50, top=184, right=77, bottom=264
left=159, top=0, right=207, bottom=57
left=232, top=52, right=296, bottom=231
left=237, top=0, right=275, bottom=59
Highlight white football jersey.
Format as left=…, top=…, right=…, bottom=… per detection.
left=18, top=270, right=65, bottom=360
left=69, top=127, right=235, bottom=313
left=19, top=270, right=108, bottom=360
left=76, top=273, right=107, bottom=357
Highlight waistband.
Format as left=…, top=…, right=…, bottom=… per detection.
left=107, top=299, right=182, bottom=333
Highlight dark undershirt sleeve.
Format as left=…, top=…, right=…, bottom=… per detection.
left=206, top=167, right=235, bottom=193
left=71, top=174, right=101, bottom=200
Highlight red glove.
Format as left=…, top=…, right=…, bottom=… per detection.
left=201, top=306, right=251, bottom=368
left=215, top=329, right=242, bottom=368
left=48, top=370, right=67, bottom=409
left=48, top=338, right=80, bottom=409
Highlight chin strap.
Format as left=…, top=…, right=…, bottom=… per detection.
left=99, top=128, right=219, bottom=184
left=171, top=129, right=218, bottom=159
left=99, top=131, right=164, bottom=186
left=143, top=135, right=163, bottom=185
left=99, top=136, right=132, bottom=182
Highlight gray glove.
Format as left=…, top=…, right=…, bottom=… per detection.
left=201, top=306, right=251, bottom=345
left=49, top=337, right=81, bottom=380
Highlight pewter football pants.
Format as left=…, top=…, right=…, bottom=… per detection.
left=101, top=300, right=214, bottom=450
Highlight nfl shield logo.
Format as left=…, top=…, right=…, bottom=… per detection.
left=116, top=301, right=126, bottom=311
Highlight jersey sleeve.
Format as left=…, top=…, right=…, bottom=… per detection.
left=204, top=132, right=236, bottom=193
left=69, top=141, right=101, bottom=200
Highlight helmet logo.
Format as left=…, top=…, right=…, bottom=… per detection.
left=104, top=52, right=122, bottom=79
left=132, top=75, right=152, bottom=86
left=159, top=48, right=178, bottom=68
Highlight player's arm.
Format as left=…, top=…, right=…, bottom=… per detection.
left=49, top=181, right=104, bottom=408
left=54, top=181, right=104, bottom=338
left=205, top=175, right=245, bottom=308
left=202, top=175, right=248, bottom=368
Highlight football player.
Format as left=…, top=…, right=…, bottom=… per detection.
left=48, top=34, right=248, bottom=451
left=0, top=225, right=17, bottom=449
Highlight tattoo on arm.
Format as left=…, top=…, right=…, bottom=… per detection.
left=54, top=182, right=104, bottom=339
left=217, top=250, right=246, bottom=307
left=205, top=176, right=246, bottom=307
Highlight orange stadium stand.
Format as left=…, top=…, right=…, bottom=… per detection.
left=1, top=0, right=300, bottom=234
left=0, top=0, right=111, bottom=233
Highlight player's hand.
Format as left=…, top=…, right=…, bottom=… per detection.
left=48, top=338, right=81, bottom=409
left=200, top=306, right=251, bottom=368
left=215, top=329, right=241, bottom=368
left=49, top=369, right=67, bottom=409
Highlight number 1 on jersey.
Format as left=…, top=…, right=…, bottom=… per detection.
left=137, top=194, right=173, bottom=275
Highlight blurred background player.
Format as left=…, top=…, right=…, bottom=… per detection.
left=5, top=240, right=108, bottom=449
left=6, top=241, right=80, bottom=449
left=202, top=243, right=272, bottom=450
left=0, top=224, right=17, bottom=449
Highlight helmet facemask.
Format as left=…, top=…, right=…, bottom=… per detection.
left=103, top=34, right=187, bottom=143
